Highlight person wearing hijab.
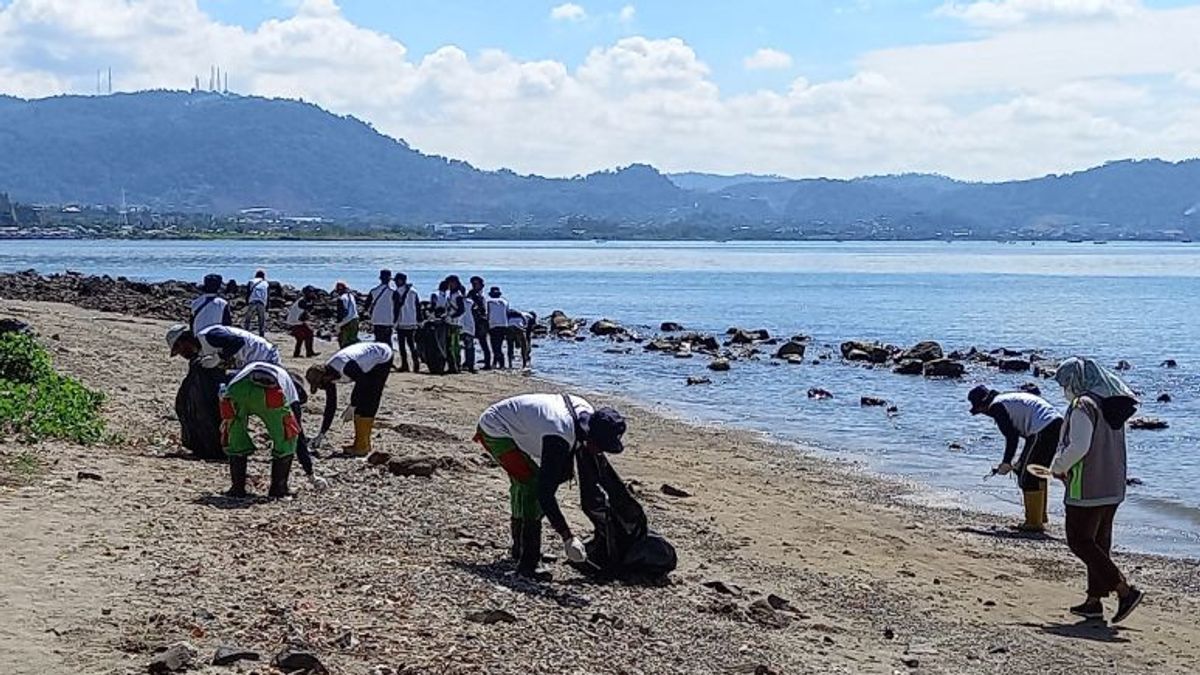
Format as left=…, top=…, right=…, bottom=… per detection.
left=1050, top=357, right=1143, bottom=624
left=334, top=281, right=360, bottom=348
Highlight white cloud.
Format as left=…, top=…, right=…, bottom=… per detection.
left=937, top=0, right=1142, bottom=28
left=549, top=3, right=587, bottom=22
left=742, top=48, right=793, bottom=71
left=1, top=0, right=1200, bottom=182
left=618, top=4, right=636, bottom=23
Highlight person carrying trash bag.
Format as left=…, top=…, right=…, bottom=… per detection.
left=968, top=385, right=1063, bottom=533
left=474, top=393, right=628, bottom=581
left=305, top=342, right=394, bottom=456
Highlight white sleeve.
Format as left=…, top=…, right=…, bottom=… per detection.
left=1050, top=406, right=1094, bottom=474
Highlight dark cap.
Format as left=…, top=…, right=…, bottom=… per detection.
left=588, top=407, right=627, bottom=453
left=489, top=286, right=502, bottom=298
left=968, top=385, right=995, bottom=415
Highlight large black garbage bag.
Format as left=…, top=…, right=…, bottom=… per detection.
left=418, top=320, right=449, bottom=376
left=174, top=361, right=228, bottom=460
left=574, top=452, right=677, bottom=581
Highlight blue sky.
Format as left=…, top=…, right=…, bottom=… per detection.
left=4, top=0, right=1200, bottom=179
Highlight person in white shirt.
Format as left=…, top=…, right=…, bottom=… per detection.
left=334, top=280, right=360, bottom=348
left=444, top=275, right=467, bottom=374
left=392, top=272, right=422, bottom=372
left=304, top=342, right=394, bottom=456
left=460, top=292, right=478, bottom=374
left=190, top=273, right=231, bottom=332
left=167, top=324, right=281, bottom=369
left=241, top=269, right=270, bottom=336
left=485, top=286, right=511, bottom=369
left=506, top=309, right=536, bottom=369
left=285, top=286, right=320, bottom=358
left=366, top=269, right=401, bottom=346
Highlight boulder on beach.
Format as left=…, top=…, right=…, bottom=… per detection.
left=923, top=359, right=965, bottom=379
left=589, top=319, right=626, bottom=337
left=840, top=341, right=890, bottom=364
left=899, top=341, right=943, bottom=363
left=774, top=341, right=806, bottom=360
left=893, top=359, right=923, bottom=375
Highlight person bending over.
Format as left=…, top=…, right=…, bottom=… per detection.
left=305, top=342, right=394, bottom=456
left=167, top=323, right=281, bottom=369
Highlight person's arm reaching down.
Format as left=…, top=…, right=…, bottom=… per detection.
left=1051, top=405, right=1094, bottom=475
left=318, top=383, right=338, bottom=435
left=990, top=405, right=1021, bottom=466
left=537, top=436, right=573, bottom=538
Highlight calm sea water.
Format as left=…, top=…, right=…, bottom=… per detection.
left=3, top=240, right=1198, bottom=557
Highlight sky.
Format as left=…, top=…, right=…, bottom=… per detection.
left=2, top=0, right=1200, bottom=180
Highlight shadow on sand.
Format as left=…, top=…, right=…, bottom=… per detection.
left=959, top=526, right=1058, bottom=542
left=449, top=559, right=594, bottom=608
left=1019, top=620, right=1132, bottom=643
left=192, top=493, right=272, bottom=510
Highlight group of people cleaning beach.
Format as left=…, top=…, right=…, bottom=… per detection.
left=166, top=268, right=673, bottom=583
left=167, top=267, right=1141, bottom=621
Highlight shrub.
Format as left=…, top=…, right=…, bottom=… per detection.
left=0, top=332, right=106, bottom=444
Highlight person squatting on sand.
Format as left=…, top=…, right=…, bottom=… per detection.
left=167, top=323, right=281, bottom=369
left=190, top=273, right=232, bottom=332
left=305, top=341, right=394, bottom=457
left=219, top=361, right=328, bottom=499
left=242, top=269, right=270, bottom=337
left=969, top=385, right=1062, bottom=533
left=334, top=280, right=360, bottom=348
left=285, top=286, right=321, bottom=358
left=474, top=393, right=627, bottom=580
left=1050, top=357, right=1144, bottom=624
left=366, top=269, right=401, bottom=346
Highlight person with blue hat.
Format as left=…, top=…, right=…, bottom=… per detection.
left=475, top=393, right=627, bottom=581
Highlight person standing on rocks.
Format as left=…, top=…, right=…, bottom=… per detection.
left=366, top=269, right=401, bottom=346
left=485, top=286, right=510, bottom=369
left=474, top=393, right=628, bottom=581
left=467, top=276, right=492, bottom=370
left=167, top=323, right=281, bottom=369
left=285, top=286, right=320, bottom=358
left=393, top=273, right=422, bottom=372
left=304, top=341, right=394, bottom=456
left=968, top=385, right=1062, bottom=533
left=219, top=362, right=327, bottom=498
left=334, top=281, right=360, bottom=348
left=190, top=273, right=232, bottom=332
left=241, top=269, right=270, bottom=336
left=1050, top=357, right=1143, bottom=624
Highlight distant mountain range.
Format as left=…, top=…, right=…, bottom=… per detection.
left=1, top=91, right=1197, bottom=239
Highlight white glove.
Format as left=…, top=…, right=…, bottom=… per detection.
left=341, top=405, right=356, bottom=423
left=564, top=536, right=587, bottom=563
left=311, top=432, right=327, bottom=450
left=198, top=353, right=221, bottom=369
left=308, top=475, right=329, bottom=490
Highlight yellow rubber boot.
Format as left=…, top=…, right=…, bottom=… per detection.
left=349, top=416, right=374, bottom=456
left=1018, top=489, right=1046, bottom=532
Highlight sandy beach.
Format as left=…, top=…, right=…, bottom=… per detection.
left=1, top=298, right=1198, bottom=675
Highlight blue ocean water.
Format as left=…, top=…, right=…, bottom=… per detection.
left=2, top=239, right=1197, bottom=556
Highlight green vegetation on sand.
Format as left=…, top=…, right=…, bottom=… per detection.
left=0, top=331, right=106, bottom=445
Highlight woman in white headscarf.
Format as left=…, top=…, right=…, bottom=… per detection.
left=1049, top=357, right=1142, bottom=624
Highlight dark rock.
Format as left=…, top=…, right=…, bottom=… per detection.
left=893, top=359, right=923, bottom=375
left=899, top=341, right=943, bottom=363
left=841, top=341, right=890, bottom=364
left=729, top=329, right=759, bottom=345
left=747, top=599, right=791, bottom=628
left=1033, top=363, right=1057, bottom=379
left=1130, top=417, right=1169, bottom=430
left=1115, top=360, right=1133, bottom=371
left=923, top=359, right=965, bottom=379
left=550, top=310, right=575, bottom=333
left=149, top=643, right=195, bottom=674
left=645, top=338, right=675, bottom=352
left=886, top=405, right=899, bottom=415
left=661, top=483, right=692, bottom=498
left=1019, top=382, right=1042, bottom=396
left=774, top=340, right=806, bottom=359
left=365, top=450, right=392, bottom=466
left=701, top=580, right=742, bottom=596
left=660, top=321, right=684, bottom=332
left=589, top=319, right=626, bottom=337
left=708, top=358, right=731, bottom=372
left=76, top=471, right=103, bottom=481
left=1126, top=477, right=1144, bottom=486
left=997, top=358, right=1030, bottom=372
left=466, top=608, right=518, bottom=624
left=272, top=647, right=327, bottom=674
left=883, top=628, right=896, bottom=640
left=386, top=456, right=438, bottom=477
left=766, top=594, right=793, bottom=611
left=902, top=658, right=920, bottom=668
left=992, top=347, right=1022, bottom=357
left=212, top=645, right=260, bottom=666
left=1161, top=359, right=1178, bottom=368
left=948, top=442, right=964, bottom=451
left=1157, top=393, right=1172, bottom=403
left=860, top=396, right=887, bottom=407
left=686, top=376, right=711, bottom=386
left=807, top=388, right=833, bottom=400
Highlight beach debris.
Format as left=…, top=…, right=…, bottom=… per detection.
left=899, top=341, right=944, bottom=363
left=272, top=647, right=327, bottom=674
left=774, top=340, right=806, bottom=359
left=686, top=376, right=711, bottom=386
left=708, top=358, right=731, bottom=372
left=1157, top=393, right=1172, bottom=403
left=1130, top=417, right=1169, bottom=430
left=807, top=388, right=834, bottom=400
left=1115, top=360, right=1133, bottom=371
left=661, top=483, right=692, bottom=498
left=998, top=358, right=1030, bottom=372
left=893, top=359, right=924, bottom=375
left=860, top=396, right=887, bottom=407
left=76, top=470, right=103, bottom=481
left=660, top=321, right=684, bottom=332
left=466, top=608, right=518, bottom=625
left=148, top=643, right=196, bottom=674
left=1161, top=359, right=1178, bottom=368
left=923, top=359, right=965, bottom=379
left=212, top=645, right=260, bottom=666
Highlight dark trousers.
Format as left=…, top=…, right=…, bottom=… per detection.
left=475, top=318, right=492, bottom=368
left=350, top=362, right=392, bottom=418
left=290, top=324, right=315, bottom=358
left=488, top=327, right=508, bottom=368
left=373, top=325, right=394, bottom=345
left=395, top=328, right=419, bottom=371
left=1019, top=418, right=1062, bottom=492
left=462, top=332, right=476, bottom=372
left=1065, top=504, right=1125, bottom=598
left=290, top=402, right=313, bottom=476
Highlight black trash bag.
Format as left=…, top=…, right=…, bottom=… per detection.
left=573, top=451, right=677, bottom=581
left=418, top=320, right=449, bottom=376
left=174, top=360, right=229, bottom=460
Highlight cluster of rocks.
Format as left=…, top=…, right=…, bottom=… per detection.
left=839, top=339, right=1065, bottom=380
left=149, top=641, right=326, bottom=673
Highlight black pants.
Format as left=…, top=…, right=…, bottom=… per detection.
left=395, top=328, right=419, bottom=371
left=475, top=318, right=492, bottom=368
left=1065, top=504, right=1125, bottom=598
left=373, top=325, right=394, bottom=345
left=1018, top=418, right=1063, bottom=492
left=462, top=332, right=477, bottom=372
left=290, top=402, right=314, bottom=476
left=350, top=362, right=392, bottom=418
left=488, top=327, right=508, bottom=368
